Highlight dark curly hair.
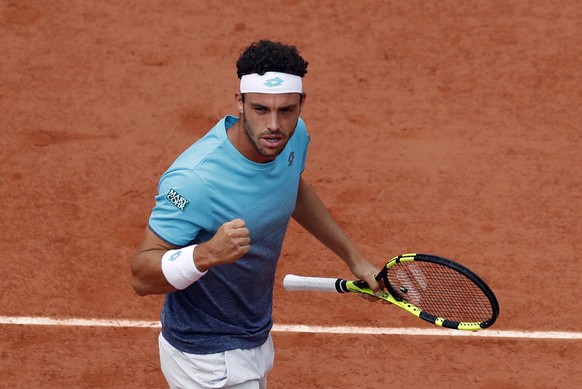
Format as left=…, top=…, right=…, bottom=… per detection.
left=236, top=40, right=308, bottom=79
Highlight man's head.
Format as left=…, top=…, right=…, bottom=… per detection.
left=236, top=40, right=308, bottom=102
left=232, top=40, right=308, bottom=163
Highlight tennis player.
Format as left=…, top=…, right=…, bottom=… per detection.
left=131, top=39, right=380, bottom=389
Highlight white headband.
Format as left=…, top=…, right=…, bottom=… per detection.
left=240, top=72, right=302, bottom=94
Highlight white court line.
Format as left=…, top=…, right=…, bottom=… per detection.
left=1, top=316, right=581, bottom=340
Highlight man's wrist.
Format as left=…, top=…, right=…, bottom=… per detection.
left=161, top=245, right=207, bottom=290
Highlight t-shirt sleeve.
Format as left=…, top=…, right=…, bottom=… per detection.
left=296, top=118, right=310, bottom=173
left=148, top=168, right=212, bottom=247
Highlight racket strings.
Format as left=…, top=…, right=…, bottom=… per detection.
left=387, top=261, right=493, bottom=323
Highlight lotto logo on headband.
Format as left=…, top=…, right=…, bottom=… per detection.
left=264, top=77, right=284, bottom=88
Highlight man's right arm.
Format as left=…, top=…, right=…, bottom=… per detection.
left=131, top=220, right=251, bottom=296
left=131, top=227, right=178, bottom=296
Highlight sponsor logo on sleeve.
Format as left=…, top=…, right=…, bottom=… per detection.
left=166, top=188, right=190, bottom=211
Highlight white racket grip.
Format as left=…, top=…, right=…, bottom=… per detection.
left=283, top=275, right=341, bottom=293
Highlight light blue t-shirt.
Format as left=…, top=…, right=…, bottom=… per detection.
left=149, top=115, right=310, bottom=354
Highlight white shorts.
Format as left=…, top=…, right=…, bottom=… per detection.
left=158, top=333, right=275, bottom=389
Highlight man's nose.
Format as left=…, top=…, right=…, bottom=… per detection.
left=266, top=112, right=282, bottom=131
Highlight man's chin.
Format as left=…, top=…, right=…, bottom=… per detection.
left=256, top=147, right=283, bottom=161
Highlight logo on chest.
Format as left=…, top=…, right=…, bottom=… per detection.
left=288, top=151, right=295, bottom=166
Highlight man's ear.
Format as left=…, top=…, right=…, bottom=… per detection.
left=235, top=92, right=244, bottom=113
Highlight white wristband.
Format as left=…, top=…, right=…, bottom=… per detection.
left=161, top=245, right=207, bottom=290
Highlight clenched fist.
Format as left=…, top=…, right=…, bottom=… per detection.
left=194, top=219, right=250, bottom=272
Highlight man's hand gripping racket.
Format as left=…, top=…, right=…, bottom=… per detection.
left=284, top=253, right=499, bottom=331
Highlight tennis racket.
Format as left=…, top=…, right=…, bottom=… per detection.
left=284, top=253, right=499, bottom=331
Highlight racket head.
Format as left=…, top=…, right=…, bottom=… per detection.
left=376, top=253, right=499, bottom=330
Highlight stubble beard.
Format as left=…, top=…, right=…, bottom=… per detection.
left=243, top=115, right=286, bottom=160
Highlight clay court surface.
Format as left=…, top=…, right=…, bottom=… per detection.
left=1, top=1, right=581, bottom=388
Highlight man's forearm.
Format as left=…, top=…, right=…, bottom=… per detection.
left=292, top=178, right=360, bottom=263
left=292, top=178, right=381, bottom=290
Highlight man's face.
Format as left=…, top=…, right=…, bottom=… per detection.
left=237, top=92, right=304, bottom=163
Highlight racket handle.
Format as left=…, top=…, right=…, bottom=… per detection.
left=283, top=274, right=341, bottom=293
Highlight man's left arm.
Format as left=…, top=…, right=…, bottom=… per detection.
left=292, top=177, right=381, bottom=293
